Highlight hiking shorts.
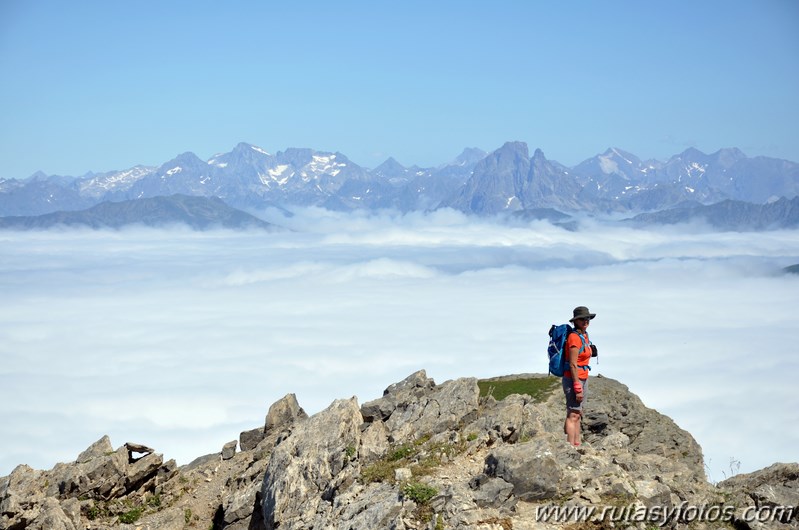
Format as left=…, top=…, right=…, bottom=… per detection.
left=563, top=377, right=587, bottom=412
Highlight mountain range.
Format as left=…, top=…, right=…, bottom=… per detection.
left=0, top=194, right=276, bottom=231
left=2, top=141, right=798, bottom=230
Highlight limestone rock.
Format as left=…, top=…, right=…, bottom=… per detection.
left=76, top=435, right=113, bottom=464
left=484, top=436, right=569, bottom=501
left=222, top=440, right=238, bottom=460
left=363, top=371, right=479, bottom=442
left=1, top=371, right=796, bottom=530
left=0, top=436, right=169, bottom=530
left=261, top=397, right=363, bottom=529
left=240, top=393, right=308, bottom=451
left=240, top=427, right=265, bottom=452
left=264, top=392, right=307, bottom=432
left=360, top=369, right=435, bottom=422
left=719, top=463, right=799, bottom=528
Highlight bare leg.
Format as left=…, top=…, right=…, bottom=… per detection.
left=565, top=410, right=582, bottom=446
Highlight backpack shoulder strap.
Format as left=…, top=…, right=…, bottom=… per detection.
left=570, top=331, right=591, bottom=371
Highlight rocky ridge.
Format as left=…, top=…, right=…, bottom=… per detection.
left=1, top=371, right=797, bottom=530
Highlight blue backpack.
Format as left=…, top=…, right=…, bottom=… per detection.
left=548, top=324, right=590, bottom=377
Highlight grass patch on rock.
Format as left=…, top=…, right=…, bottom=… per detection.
left=360, top=434, right=467, bottom=485
left=478, top=376, right=559, bottom=402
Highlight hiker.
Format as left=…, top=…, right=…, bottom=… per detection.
left=563, top=306, right=595, bottom=446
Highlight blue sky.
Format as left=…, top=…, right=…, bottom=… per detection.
left=0, top=0, right=797, bottom=178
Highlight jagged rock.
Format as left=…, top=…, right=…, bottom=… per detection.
left=125, top=452, right=163, bottom=491
left=465, top=392, right=530, bottom=444
left=469, top=474, right=514, bottom=508
left=27, top=497, right=80, bottom=530
left=719, top=463, right=799, bottom=528
left=0, top=436, right=169, bottom=530
left=360, top=369, right=435, bottom=422
left=568, top=375, right=706, bottom=482
left=222, top=440, right=238, bottom=460
left=634, top=479, right=673, bottom=508
left=125, top=436, right=155, bottom=455
left=264, top=392, right=307, bottom=432
left=359, top=419, right=390, bottom=463
left=240, top=427, right=265, bottom=452
left=2, top=371, right=797, bottom=530
left=241, top=393, right=308, bottom=451
left=76, top=435, right=113, bottom=463
left=371, top=372, right=480, bottom=442
left=261, top=398, right=363, bottom=529
left=484, top=435, right=570, bottom=501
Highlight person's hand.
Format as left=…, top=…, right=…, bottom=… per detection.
left=575, top=390, right=583, bottom=403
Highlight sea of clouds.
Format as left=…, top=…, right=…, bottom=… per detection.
left=1, top=208, right=797, bottom=481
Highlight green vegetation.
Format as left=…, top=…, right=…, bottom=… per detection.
left=81, top=492, right=166, bottom=524
left=118, top=505, right=144, bottom=524
left=85, top=503, right=102, bottom=521
left=401, top=481, right=438, bottom=504
left=360, top=433, right=467, bottom=485
left=146, top=493, right=162, bottom=508
left=401, top=481, right=439, bottom=522
left=478, top=376, right=559, bottom=402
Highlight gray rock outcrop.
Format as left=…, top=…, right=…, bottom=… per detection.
left=0, top=436, right=174, bottom=530
left=1, top=371, right=795, bottom=530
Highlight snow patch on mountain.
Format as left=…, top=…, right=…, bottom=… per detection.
left=309, top=154, right=346, bottom=177
left=79, top=166, right=155, bottom=197
left=264, top=165, right=292, bottom=186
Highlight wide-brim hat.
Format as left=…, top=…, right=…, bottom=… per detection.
left=569, top=306, right=596, bottom=322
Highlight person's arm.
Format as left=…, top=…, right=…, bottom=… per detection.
left=569, top=344, right=583, bottom=402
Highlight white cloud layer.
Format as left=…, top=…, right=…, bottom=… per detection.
left=1, top=210, right=798, bottom=480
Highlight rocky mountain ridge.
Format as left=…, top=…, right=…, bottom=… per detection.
left=2, top=371, right=796, bottom=530
left=2, top=142, right=798, bottom=222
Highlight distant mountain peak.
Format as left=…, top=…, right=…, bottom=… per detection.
left=374, top=157, right=406, bottom=172
left=499, top=141, right=529, bottom=155
left=451, top=147, right=487, bottom=167
left=231, top=142, right=270, bottom=156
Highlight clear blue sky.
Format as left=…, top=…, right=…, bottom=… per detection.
left=1, top=0, right=797, bottom=179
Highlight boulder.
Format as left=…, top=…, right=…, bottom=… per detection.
left=264, top=392, right=307, bottom=432
left=241, top=393, right=308, bottom=451
left=484, top=436, right=569, bottom=501
left=222, top=440, right=238, bottom=460
left=240, top=427, right=265, bottom=452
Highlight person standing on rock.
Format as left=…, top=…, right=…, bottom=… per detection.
left=563, top=306, right=595, bottom=446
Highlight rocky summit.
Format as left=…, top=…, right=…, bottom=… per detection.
left=1, top=372, right=797, bottom=530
